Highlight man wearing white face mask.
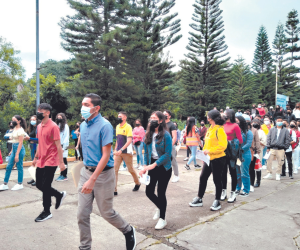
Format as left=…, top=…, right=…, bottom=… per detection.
left=78, top=93, right=136, bottom=250
left=263, top=116, right=291, bottom=181
left=256, top=103, right=266, bottom=117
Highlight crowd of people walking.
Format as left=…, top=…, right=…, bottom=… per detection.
left=1, top=97, right=300, bottom=250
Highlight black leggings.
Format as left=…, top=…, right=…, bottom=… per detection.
left=198, top=156, right=226, bottom=200
left=221, top=158, right=237, bottom=191
left=74, top=138, right=78, bottom=160
left=146, top=158, right=172, bottom=220
left=282, top=151, right=293, bottom=175
left=187, top=147, right=191, bottom=157
left=60, top=158, right=68, bottom=177
left=249, top=156, right=256, bottom=186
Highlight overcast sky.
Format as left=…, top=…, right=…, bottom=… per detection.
left=0, top=0, right=299, bottom=79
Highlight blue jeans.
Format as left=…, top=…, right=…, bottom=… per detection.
left=261, top=146, right=267, bottom=166
left=236, top=150, right=251, bottom=193
left=4, top=143, right=25, bottom=184
left=30, top=144, right=37, bottom=161
left=187, top=146, right=197, bottom=166
left=134, top=142, right=144, bottom=166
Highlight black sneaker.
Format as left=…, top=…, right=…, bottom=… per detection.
left=239, top=191, right=249, bottom=197
left=114, top=192, right=118, bottom=196
left=210, top=200, right=221, bottom=211
left=31, top=182, right=36, bottom=186
left=289, top=174, right=294, bottom=179
left=27, top=179, right=35, bottom=185
left=185, top=164, right=191, bottom=170
left=124, top=226, right=136, bottom=250
left=132, top=184, right=141, bottom=192
left=55, top=191, right=67, bottom=209
left=235, top=190, right=241, bottom=195
left=195, top=165, right=201, bottom=169
left=35, top=211, right=52, bottom=222
left=189, top=197, right=203, bottom=207
left=280, top=174, right=286, bottom=177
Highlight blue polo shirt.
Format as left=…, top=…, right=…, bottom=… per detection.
left=80, top=114, right=114, bottom=167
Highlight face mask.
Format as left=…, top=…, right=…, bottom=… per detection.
left=298, top=124, right=300, bottom=128
left=258, top=105, right=261, bottom=108
left=150, top=120, right=159, bottom=130
left=10, top=121, right=17, bottom=128
left=117, top=117, right=123, bottom=124
left=36, top=112, right=44, bottom=120
left=296, top=106, right=300, bottom=109
left=81, top=106, right=94, bottom=120
left=30, top=121, right=36, bottom=126
left=282, top=124, right=287, bottom=128
left=165, top=115, right=168, bottom=120
left=76, top=125, right=79, bottom=128
left=264, top=121, right=270, bottom=125
left=9, top=124, right=14, bottom=129
left=56, top=118, right=63, bottom=123
left=288, top=112, right=291, bottom=114
left=252, top=124, right=259, bottom=129
left=201, top=123, right=205, bottom=126
left=290, top=124, right=296, bottom=128
left=136, top=123, right=141, bottom=127
left=81, top=118, right=85, bottom=122
left=277, top=122, right=283, bottom=127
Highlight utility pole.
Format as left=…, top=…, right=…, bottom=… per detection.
left=275, top=64, right=278, bottom=107
left=36, top=0, right=40, bottom=110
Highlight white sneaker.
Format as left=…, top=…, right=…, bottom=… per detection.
left=183, top=157, right=189, bottom=161
left=250, top=186, right=254, bottom=192
left=171, top=176, right=179, bottom=183
left=262, top=165, right=267, bottom=170
left=153, top=209, right=160, bottom=220
left=294, top=170, right=298, bottom=174
left=220, top=189, right=227, bottom=201
left=263, top=173, right=273, bottom=179
left=11, top=184, right=23, bottom=191
left=276, top=174, right=280, bottom=181
left=298, top=166, right=300, bottom=170
left=134, top=165, right=140, bottom=169
left=138, top=166, right=144, bottom=170
left=119, top=167, right=127, bottom=171
left=227, top=191, right=237, bottom=203
left=155, top=218, right=167, bottom=230
left=0, top=184, right=9, bottom=191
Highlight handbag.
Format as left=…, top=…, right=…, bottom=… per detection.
left=215, top=129, right=236, bottom=161
left=134, top=141, right=141, bottom=146
left=254, top=158, right=262, bottom=171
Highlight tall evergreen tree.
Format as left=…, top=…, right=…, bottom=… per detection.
left=286, top=9, right=300, bottom=64
left=272, top=22, right=299, bottom=101
left=180, top=0, right=230, bottom=117
left=252, top=26, right=274, bottom=105
left=228, top=57, right=258, bottom=110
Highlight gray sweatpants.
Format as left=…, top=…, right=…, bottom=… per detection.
left=77, top=167, right=131, bottom=250
left=172, top=146, right=179, bottom=176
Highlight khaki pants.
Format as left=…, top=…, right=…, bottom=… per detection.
left=267, top=149, right=285, bottom=174
left=114, top=153, right=140, bottom=192
left=77, top=168, right=131, bottom=250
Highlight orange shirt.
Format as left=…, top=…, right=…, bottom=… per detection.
left=36, top=119, right=61, bottom=168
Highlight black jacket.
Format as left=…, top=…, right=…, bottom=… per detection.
left=285, top=113, right=296, bottom=123
left=266, top=127, right=291, bottom=150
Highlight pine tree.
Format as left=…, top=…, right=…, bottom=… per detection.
left=272, top=22, right=299, bottom=101
left=228, top=57, right=258, bottom=110
left=180, top=0, right=230, bottom=117
left=286, top=9, right=300, bottom=65
left=252, top=26, right=274, bottom=105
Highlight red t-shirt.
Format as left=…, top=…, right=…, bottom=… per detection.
left=36, top=119, right=61, bottom=168
left=256, top=108, right=266, bottom=117
left=224, top=122, right=243, bottom=143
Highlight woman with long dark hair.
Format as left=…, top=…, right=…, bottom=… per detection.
left=27, top=115, right=40, bottom=186
left=139, top=111, right=172, bottom=230
left=222, top=109, right=243, bottom=203
left=55, top=113, right=69, bottom=181
left=0, top=115, right=27, bottom=191
left=235, top=116, right=253, bottom=197
left=184, top=117, right=201, bottom=170
left=189, top=110, right=227, bottom=211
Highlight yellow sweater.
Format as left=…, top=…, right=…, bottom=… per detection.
left=203, top=125, right=228, bottom=161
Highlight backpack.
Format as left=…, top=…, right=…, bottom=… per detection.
left=290, top=130, right=300, bottom=150
left=0, top=150, right=3, bottom=164
left=215, top=128, right=235, bottom=161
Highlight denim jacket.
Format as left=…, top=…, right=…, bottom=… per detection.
left=241, top=130, right=253, bottom=154
left=144, top=131, right=172, bottom=171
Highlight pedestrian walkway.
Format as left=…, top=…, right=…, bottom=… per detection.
left=0, top=150, right=299, bottom=249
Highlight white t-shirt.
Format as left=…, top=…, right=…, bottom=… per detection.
left=286, top=129, right=296, bottom=152
left=277, top=128, right=281, bottom=140
left=293, top=109, right=300, bottom=119
left=151, top=133, right=159, bottom=159
left=8, top=127, right=26, bottom=143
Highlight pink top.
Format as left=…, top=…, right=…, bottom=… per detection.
left=132, top=126, right=145, bottom=144
left=224, top=122, right=243, bottom=144
left=256, top=107, right=266, bottom=117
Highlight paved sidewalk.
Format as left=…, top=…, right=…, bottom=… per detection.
left=0, top=150, right=299, bottom=250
